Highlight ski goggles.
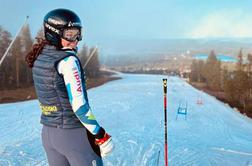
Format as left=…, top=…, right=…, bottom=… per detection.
left=62, top=28, right=82, bottom=42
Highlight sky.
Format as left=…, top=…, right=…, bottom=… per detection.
left=1, top=0, right=252, bottom=45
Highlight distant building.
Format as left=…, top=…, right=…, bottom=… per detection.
left=193, top=54, right=238, bottom=72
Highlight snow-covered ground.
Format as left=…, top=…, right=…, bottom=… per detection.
left=1, top=73, right=252, bottom=166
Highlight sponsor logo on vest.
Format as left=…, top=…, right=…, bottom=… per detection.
left=73, top=70, right=82, bottom=92
left=92, top=160, right=97, bottom=166
left=39, top=103, right=58, bottom=115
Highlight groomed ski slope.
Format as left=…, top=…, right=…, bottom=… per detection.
left=0, top=73, right=252, bottom=166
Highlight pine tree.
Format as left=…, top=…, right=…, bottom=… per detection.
left=247, top=53, right=252, bottom=73
left=233, top=70, right=249, bottom=111
left=198, top=60, right=205, bottom=82
left=237, top=48, right=243, bottom=71
left=247, top=53, right=252, bottom=100
left=204, top=50, right=221, bottom=91
left=223, top=50, right=251, bottom=112
left=223, top=73, right=237, bottom=103
left=189, top=60, right=198, bottom=82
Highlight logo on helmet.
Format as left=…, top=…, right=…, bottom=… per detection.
left=44, top=23, right=60, bottom=34
left=48, top=18, right=64, bottom=25
left=68, top=21, right=81, bottom=27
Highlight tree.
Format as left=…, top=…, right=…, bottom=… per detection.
left=19, top=24, right=33, bottom=85
left=197, top=60, right=205, bottom=82
left=203, top=50, right=221, bottom=91
left=0, top=27, right=12, bottom=90
left=233, top=70, right=249, bottom=111
left=35, top=27, right=45, bottom=40
left=247, top=53, right=252, bottom=73
left=237, top=48, right=243, bottom=71
left=223, top=73, right=237, bottom=103
left=190, top=60, right=198, bottom=82
left=0, top=26, right=4, bottom=59
left=79, top=44, right=89, bottom=67
left=190, top=60, right=205, bottom=82
left=0, top=24, right=33, bottom=89
left=79, top=45, right=100, bottom=78
left=86, top=47, right=100, bottom=78
left=10, top=36, right=22, bottom=88
left=224, top=50, right=250, bottom=112
left=0, top=27, right=12, bottom=59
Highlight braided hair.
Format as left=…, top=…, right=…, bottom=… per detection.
left=25, top=38, right=49, bottom=68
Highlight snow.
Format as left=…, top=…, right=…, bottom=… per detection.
left=1, top=73, right=252, bottom=166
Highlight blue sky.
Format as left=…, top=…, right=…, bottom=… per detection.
left=1, top=0, right=252, bottom=44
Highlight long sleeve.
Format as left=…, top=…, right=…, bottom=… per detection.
left=57, top=55, right=101, bottom=135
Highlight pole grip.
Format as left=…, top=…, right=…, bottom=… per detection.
left=163, top=79, right=167, bottom=94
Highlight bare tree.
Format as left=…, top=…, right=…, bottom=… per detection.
left=0, top=27, right=12, bottom=89
left=20, top=24, right=33, bottom=85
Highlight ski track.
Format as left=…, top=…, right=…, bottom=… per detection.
left=211, top=147, right=252, bottom=156
left=0, top=73, right=252, bottom=166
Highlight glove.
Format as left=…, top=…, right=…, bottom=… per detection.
left=95, top=131, right=114, bottom=157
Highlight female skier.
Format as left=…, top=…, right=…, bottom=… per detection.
left=25, top=8, right=114, bottom=166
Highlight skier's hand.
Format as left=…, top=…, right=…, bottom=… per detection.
left=95, top=132, right=114, bottom=157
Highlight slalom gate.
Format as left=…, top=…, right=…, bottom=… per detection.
left=176, top=100, right=188, bottom=120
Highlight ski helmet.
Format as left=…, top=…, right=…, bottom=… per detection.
left=43, top=9, right=82, bottom=48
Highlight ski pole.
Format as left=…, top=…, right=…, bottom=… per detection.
left=156, top=150, right=160, bottom=166
left=163, top=78, right=168, bottom=166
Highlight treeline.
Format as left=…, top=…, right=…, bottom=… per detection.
left=190, top=50, right=252, bottom=116
left=79, top=44, right=100, bottom=78
left=0, top=25, right=101, bottom=90
left=0, top=25, right=33, bottom=90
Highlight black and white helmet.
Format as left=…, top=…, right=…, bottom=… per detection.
left=43, top=9, right=82, bottom=47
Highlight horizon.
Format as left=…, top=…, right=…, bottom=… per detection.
left=1, top=0, right=252, bottom=60
left=1, top=0, right=252, bottom=45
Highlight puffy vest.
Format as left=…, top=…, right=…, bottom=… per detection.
left=32, top=45, right=84, bottom=128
